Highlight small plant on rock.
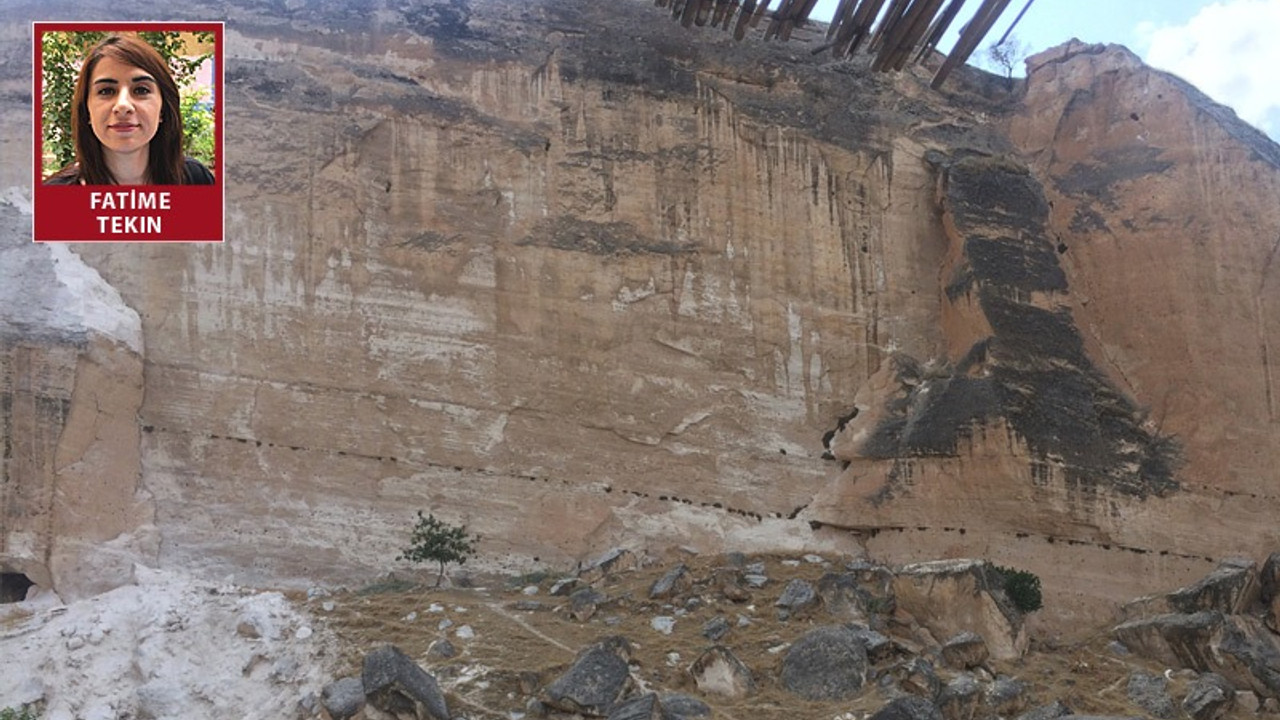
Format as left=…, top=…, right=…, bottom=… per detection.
left=993, top=564, right=1043, bottom=613
left=397, top=511, right=479, bottom=587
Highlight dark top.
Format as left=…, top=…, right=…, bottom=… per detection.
left=43, top=157, right=216, bottom=186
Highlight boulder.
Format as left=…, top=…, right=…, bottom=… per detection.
left=656, top=694, right=712, bottom=719
left=1122, top=560, right=1262, bottom=622
left=781, top=625, right=869, bottom=701
left=649, top=564, right=689, bottom=600
left=688, top=646, right=755, bottom=698
left=702, top=615, right=730, bottom=641
left=1016, top=700, right=1073, bottom=720
left=937, top=673, right=981, bottom=720
left=1114, top=612, right=1280, bottom=699
left=941, top=632, right=990, bottom=670
left=849, top=625, right=896, bottom=664
left=362, top=645, right=450, bottom=720
left=870, top=695, right=945, bottom=720
left=1182, top=673, right=1235, bottom=720
left=776, top=579, right=819, bottom=615
left=1166, top=561, right=1259, bottom=615
left=712, top=568, right=750, bottom=602
left=1264, top=554, right=1280, bottom=632
left=580, top=548, right=638, bottom=584
left=544, top=636, right=634, bottom=715
left=892, top=560, right=1026, bottom=659
left=897, top=657, right=941, bottom=700
left=427, top=639, right=457, bottom=660
left=986, top=675, right=1029, bottom=716
left=570, top=587, right=607, bottom=622
left=848, top=561, right=898, bottom=615
left=1126, top=671, right=1175, bottom=719
left=320, top=676, right=365, bottom=720
left=606, top=692, right=710, bottom=720
left=1262, top=554, right=1280, bottom=604
left=549, top=578, right=579, bottom=596
left=818, top=573, right=872, bottom=621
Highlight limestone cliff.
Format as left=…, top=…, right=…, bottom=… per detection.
left=2, top=2, right=1278, bottom=629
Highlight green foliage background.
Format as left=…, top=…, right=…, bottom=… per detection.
left=41, top=30, right=215, bottom=178
left=994, top=564, right=1044, bottom=613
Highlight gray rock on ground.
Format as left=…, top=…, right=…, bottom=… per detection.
left=544, top=636, right=634, bottom=716
left=1263, top=553, right=1280, bottom=603
left=871, top=695, right=945, bottom=720
left=818, top=572, right=872, bottom=621
left=937, top=673, right=981, bottom=720
left=579, top=548, right=638, bottom=583
left=320, top=676, right=365, bottom=720
left=849, top=625, right=895, bottom=663
left=1264, top=553, right=1280, bottom=632
left=1167, top=560, right=1259, bottom=615
left=942, top=632, right=990, bottom=670
left=1114, top=611, right=1280, bottom=698
left=1127, top=671, right=1175, bottom=719
left=898, top=657, right=941, bottom=700
left=427, top=638, right=457, bottom=659
left=362, top=645, right=450, bottom=720
left=712, top=567, right=750, bottom=602
left=1016, top=700, right=1073, bottom=720
left=570, top=587, right=608, bottom=622
left=549, top=577, right=578, bottom=596
left=702, top=615, right=730, bottom=642
left=607, top=692, right=711, bottom=720
left=688, top=646, right=756, bottom=699
left=781, top=625, right=869, bottom=701
left=986, top=675, right=1029, bottom=716
left=1182, top=673, right=1236, bottom=720
left=776, top=578, right=819, bottom=614
left=649, top=564, right=689, bottom=600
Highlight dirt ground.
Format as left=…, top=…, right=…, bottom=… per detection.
left=313, top=550, right=1264, bottom=720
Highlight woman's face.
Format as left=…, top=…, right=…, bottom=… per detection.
left=87, top=55, right=162, bottom=159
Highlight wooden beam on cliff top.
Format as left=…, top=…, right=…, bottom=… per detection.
left=649, top=0, right=1030, bottom=89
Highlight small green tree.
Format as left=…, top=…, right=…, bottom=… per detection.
left=993, top=564, right=1043, bottom=613
left=397, top=511, right=479, bottom=587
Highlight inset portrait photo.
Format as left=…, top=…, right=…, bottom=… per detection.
left=33, top=22, right=224, bottom=242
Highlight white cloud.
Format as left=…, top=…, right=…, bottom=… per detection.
left=1139, top=0, right=1280, bottom=140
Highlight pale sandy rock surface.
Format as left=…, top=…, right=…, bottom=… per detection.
left=0, top=567, right=333, bottom=719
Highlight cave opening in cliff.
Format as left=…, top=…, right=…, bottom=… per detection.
left=0, top=572, right=34, bottom=603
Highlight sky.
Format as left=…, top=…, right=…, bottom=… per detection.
left=809, top=0, right=1280, bottom=141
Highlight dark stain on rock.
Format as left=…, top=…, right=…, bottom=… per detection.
left=398, top=231, right=465, bottom=252
left=1069, top=205, right=1109, bottom=233
left=1053, top=146, right=1174, bottom=205
left=964, top=235, right=1068, bottom=294
left=849, top=154, right=1180, bottom=499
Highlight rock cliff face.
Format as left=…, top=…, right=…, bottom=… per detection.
left=2, top=1, right=1278, bottom=626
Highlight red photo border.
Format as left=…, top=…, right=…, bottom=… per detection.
left=32, top=21, right=224, bottom=243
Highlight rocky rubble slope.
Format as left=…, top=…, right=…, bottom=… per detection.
left=308, top=549, right=1280, bottom=720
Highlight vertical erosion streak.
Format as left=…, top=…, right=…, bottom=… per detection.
left=1260, top=234, right=1280, bottom=423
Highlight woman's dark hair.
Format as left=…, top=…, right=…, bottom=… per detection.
left=53, top=34, right=186, bottom=185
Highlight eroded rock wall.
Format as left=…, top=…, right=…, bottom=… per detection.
left=0, top=217, right=154, bottom=599
left=19, top=0, right=979, bottom=586
left=2, top=3, right=1277, bottom=628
